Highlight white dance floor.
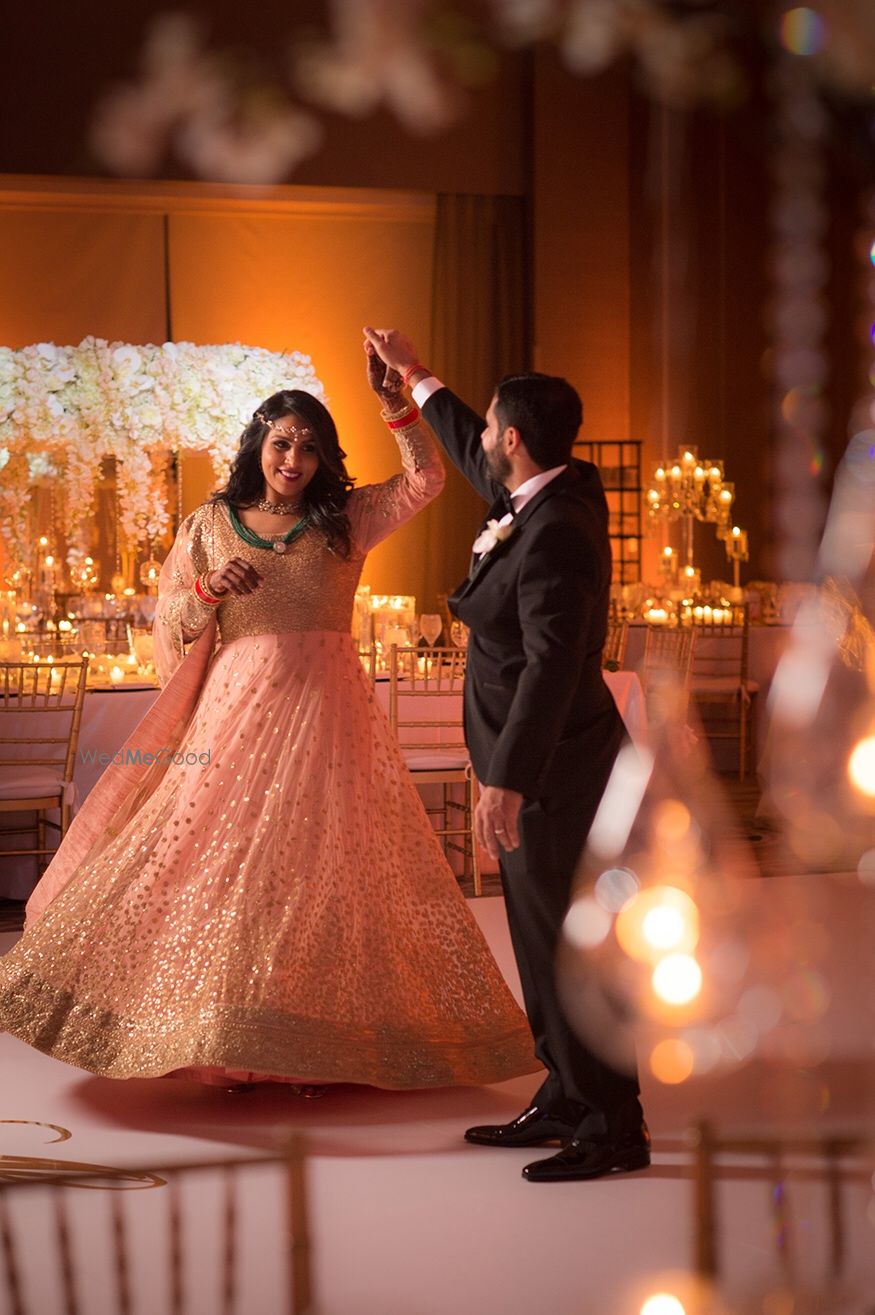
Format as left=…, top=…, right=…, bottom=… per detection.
left=2, top=883, right=874, bottom=1315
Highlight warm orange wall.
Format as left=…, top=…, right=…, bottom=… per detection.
left=532, top=53, right=631, bottom=444
left=0, top=208, right=167, bottom=347
left=0, top=179, right=453, bottom=610
left=167, top=192, right=438, bottom=601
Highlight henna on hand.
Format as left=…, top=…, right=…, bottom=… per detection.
left=208, top=559, right=264, bottom=597
left=365, top=343, right=403, bottom=399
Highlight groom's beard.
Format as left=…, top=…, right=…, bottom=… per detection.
left=485, top=445, right=512, bottom=485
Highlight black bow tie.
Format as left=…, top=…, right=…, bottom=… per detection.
left=494, top=486, right=514, bottom=516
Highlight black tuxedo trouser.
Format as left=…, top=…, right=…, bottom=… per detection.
left=499, top=788, right=643, bottom=1135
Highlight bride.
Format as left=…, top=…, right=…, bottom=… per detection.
left=0, top=344, right=538, bottom=1091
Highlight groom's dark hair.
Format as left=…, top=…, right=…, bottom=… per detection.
left=493, top=372, right=583, bottom=469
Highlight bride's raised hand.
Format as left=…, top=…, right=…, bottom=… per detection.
left=364, top=341, right=403, bottom=399
left=206, top=558, right=264, bottom=597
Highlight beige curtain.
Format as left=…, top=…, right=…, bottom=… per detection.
left=424, top=194, right=529, bottom=604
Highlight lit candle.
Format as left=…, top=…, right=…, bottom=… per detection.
left=110, top=665, right=125, bottom=685
left=703, top=605, right=713, bottom=622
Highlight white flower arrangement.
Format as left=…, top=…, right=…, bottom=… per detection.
left=0, top=339, right=325, bottom=574
left=472, top=512, right=515, bottom=558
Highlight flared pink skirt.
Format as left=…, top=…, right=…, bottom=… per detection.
left=0, top=632, right=537, bottom=1089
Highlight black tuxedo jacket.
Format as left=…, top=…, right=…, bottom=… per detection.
left=423, top=386, right=624, bottom=809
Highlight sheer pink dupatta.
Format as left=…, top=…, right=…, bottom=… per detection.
left=26, top=520, right=217, bottom=925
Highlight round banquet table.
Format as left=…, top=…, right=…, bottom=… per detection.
left=0, top=671, right=645, bottom=898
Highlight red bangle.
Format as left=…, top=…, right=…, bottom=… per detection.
left=401, top=362, right=426, bottom=386
left=385, top=406, right=419, bottom=430
left=194, top=576, right=224, bottom=606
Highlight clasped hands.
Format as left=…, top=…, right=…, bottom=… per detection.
left=363, top=327, right=420, bottom=400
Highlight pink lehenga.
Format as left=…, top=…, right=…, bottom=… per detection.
left=0, top=423, right=538, bottom=1089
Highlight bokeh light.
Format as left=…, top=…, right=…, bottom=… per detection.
left=652, top=954, right=703, bottom=1006
left=616, top=886, right=700, bottom=963
left=594, top=865, right=639, bottom=913
left=563, top=896, right=612, bottom=950
left=649, top=1039, right=695, bottom=1085
left=641, top=1295, right=686, bottom=1315
left=652, top=799, right=692, bottom=843
left=779, top=7, right=827, bottom=57
left=847, top=733, right=875, bottom=797
left=857, top=847, right=875, bottom=884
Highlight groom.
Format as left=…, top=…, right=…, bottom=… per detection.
left=363, top=328, right=649, bottom=1182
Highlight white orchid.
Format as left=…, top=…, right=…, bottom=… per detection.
left=472, top=512, right=515, bottom=558
left=0, top=338, right=325, bottom=560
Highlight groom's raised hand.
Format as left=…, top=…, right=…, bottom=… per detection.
left=363, top=326, right=420, bottom=375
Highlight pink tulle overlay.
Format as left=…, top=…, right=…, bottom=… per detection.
left=0, top=632, right=537, bottom=1089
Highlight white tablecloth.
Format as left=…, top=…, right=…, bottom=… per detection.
left=0, top=672, right=645, bottom=898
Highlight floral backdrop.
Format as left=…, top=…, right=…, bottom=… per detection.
left=0, top=339, right=325, bottom=575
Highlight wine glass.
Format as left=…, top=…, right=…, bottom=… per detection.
left=449, top=619, right=470, bottom=648
left=419, top=613, right=443, bottom=647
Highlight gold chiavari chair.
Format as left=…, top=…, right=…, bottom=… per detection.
left=689, top=604, right=758, bottom=780
left=691, top=1120, right=875, bottom=1296
left=602, top=619, right=629, bottom=671
left=387, top=643, right=481, bottom=896
left=0, top=658, right=89, bottom=871
left=0, top=1135, right=313, bottom=1315
left=641, top=625, right=696, bottom=696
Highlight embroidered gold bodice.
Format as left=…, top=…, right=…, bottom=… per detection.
left=154, top=418, right=444, bottom=683
left=192, top=503, right=365, bottom=641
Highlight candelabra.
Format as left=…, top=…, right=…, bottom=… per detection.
left=645, top=446, right=750, bottom=602
left=723, top=525, right=749, bottom=598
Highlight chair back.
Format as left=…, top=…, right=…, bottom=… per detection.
left=0, top=659, right=89, bottom=781
left=387, top=645, right=467, bottom=754
left=640, top=625, right=696, bottom=692
left=602, top=620, right=629, bottom=669
left=0, top=1134, right=313, bottom=1315
left=692, top=1120, right=875, bottom=1294
left=690, top=605, right=750, bottom=692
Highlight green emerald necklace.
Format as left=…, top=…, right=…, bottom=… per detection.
left=229, top=504, right=312, bottom=555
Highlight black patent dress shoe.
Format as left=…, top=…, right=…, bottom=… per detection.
left=522, top=1127, right=651, bottom=1182
left=465, top=1105, right=579, bottom=1148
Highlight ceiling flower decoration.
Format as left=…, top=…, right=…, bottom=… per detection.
left=0, top=340, right=325, bottom=572
left=87, top=2, right=875, bottom=185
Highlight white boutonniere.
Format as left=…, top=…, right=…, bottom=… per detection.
left=472, top=511, right=515, bottom=558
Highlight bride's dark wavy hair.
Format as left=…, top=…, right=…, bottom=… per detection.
left=212, top=390, right=355, bottom=558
